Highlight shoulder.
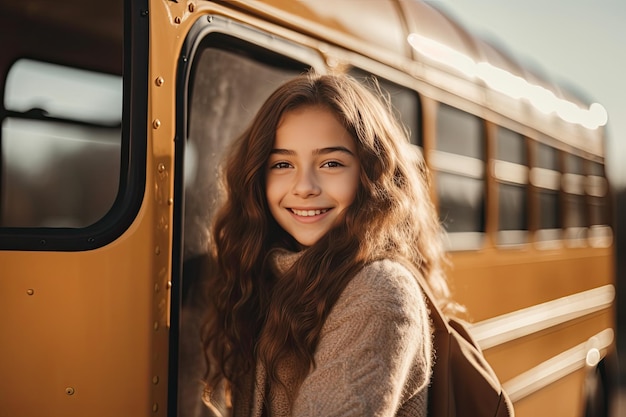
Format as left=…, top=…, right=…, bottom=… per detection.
left=350, top=259, right=423, bottom=297
left=336, top=259, right=427, bottom=319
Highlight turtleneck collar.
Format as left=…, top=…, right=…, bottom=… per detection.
left=268, top=248, right=303, bottom=276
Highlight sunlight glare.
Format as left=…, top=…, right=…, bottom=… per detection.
left=408, top=33, right=608, bottom=130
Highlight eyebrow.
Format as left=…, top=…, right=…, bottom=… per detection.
left=269, top=146, right=355, bottom=156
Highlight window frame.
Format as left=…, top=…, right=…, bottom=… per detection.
left=431, top=102, right=487, bottom=251
left=493, top=126, right=529, bottom=247
left=0, top=0, right=148, bottom=251
left=531, top=141, right=563, bottom=245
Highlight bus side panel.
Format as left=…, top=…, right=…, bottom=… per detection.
left=449, top=247, right=614, bottom=321
left=0, top=205, right=165, bottom=416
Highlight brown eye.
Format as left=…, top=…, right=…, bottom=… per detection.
left=270, top=162, right=292, bottom=169
left=321, top=161, right=344, bottom=168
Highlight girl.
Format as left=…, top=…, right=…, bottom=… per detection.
left=201, top=72, right=453, bottom=416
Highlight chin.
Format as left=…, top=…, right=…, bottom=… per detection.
left=293, top=235, right=323, bottom=248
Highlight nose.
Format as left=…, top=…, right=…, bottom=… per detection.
left=292, top=167, right=321, bottom=197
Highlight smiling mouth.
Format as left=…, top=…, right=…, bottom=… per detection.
left=290, top=208, right=329, bottom=217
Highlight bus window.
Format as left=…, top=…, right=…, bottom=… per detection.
left=178, top=28, right=314, bottom=416
left=587, top=160, right=611, bottom=247
left=531, top=142, right=562, bottom=244
left=348, top=68, right=422, bottom=147
left=1, top=59, right=122, bottom=228
left=563, top=154, right=587, bottom=244
left=432, top=103, right=485, bottom=250
left=494, top=127, right=528, bottom=246
left=183, top=34, right=311, bottom=261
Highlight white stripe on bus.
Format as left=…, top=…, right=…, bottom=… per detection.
left=468, top=284, right=615, bottom=350
left=502, top=328, right=614, bottom=402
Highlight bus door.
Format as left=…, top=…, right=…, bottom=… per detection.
left=168, top=6, right=328, bottom=415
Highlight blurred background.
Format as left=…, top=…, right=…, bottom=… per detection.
left=431, top=0, right=625, bottom=190
left=431, top=0, right=626, bottom=410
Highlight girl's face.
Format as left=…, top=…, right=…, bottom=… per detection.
left=266, top=106, right=360, bottom=247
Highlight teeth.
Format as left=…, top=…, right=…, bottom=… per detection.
left=292, top=208, right=328, bottom=217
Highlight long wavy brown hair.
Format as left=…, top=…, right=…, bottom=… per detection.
left=202, top=72, right=453, bottom=403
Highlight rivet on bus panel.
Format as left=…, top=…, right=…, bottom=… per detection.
left=152, top=376, right=159, bottom=385
left=154, top=321, right=160, bottom=331
left=153, top=403, right=159, bottom=413
left=167, top=281, right=172, bottom=289
left=155, top=77, right=164, bottom=87
left=167, top=198, right=173, bottom=206
left=155, top=246, right=161, bottom=255
left=26, top=289, right=34, bottom=296
left=157, top=163, right=166, bottom=173
left=65, top=387, right=75, bottom=396
left=155, top=283, right=160, bottom=292
left=153, top=119, right=161, bottom=129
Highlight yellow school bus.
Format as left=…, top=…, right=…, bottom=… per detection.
left=0, top=1, right=615, bottom=416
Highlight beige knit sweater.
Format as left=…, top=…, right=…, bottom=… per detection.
left=209, top=250, right=432, bottom=417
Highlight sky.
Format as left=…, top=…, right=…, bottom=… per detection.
left=429, top=0, right=626, bottom=189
